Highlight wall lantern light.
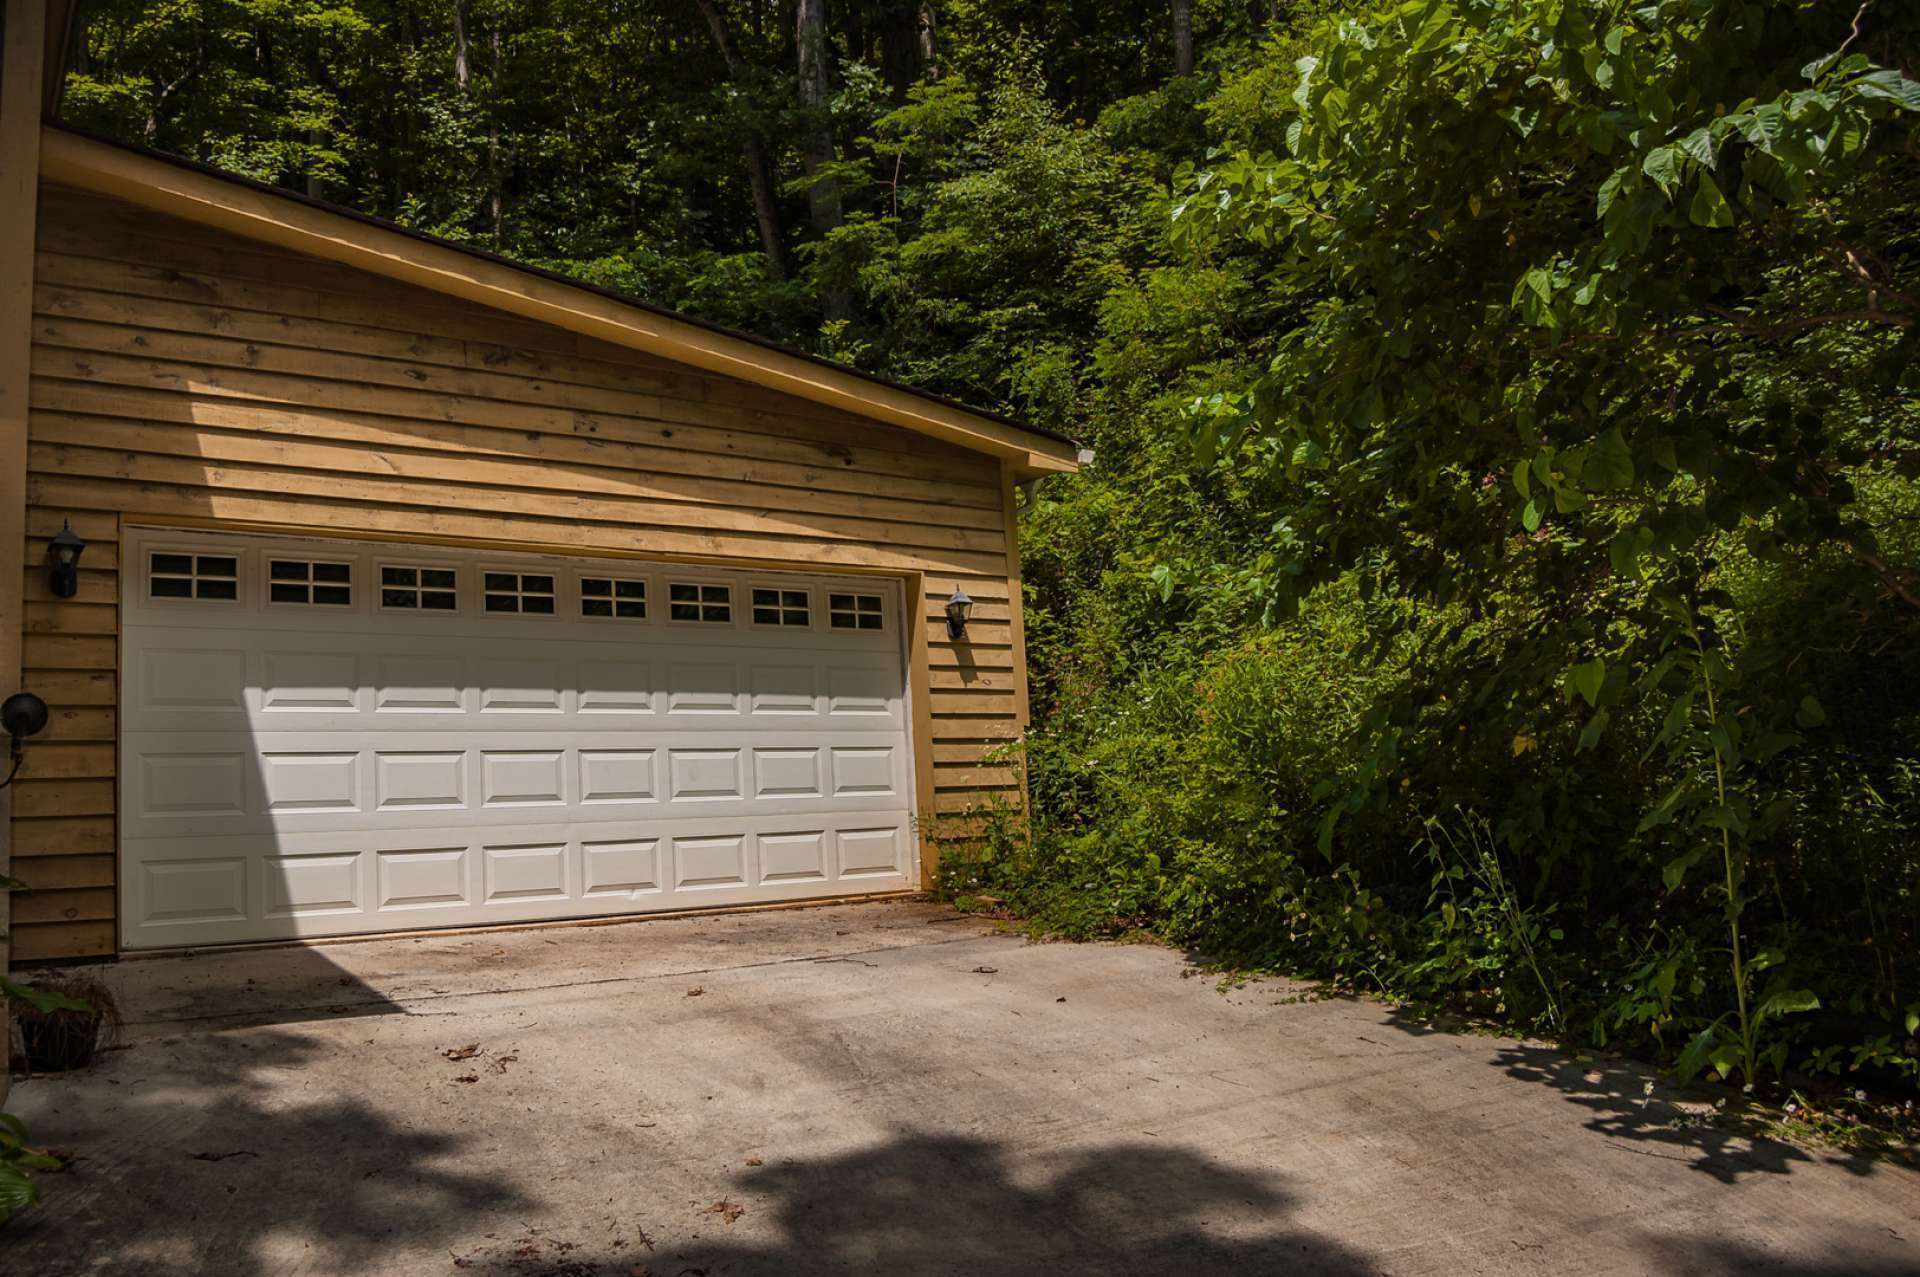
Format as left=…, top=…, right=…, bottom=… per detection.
left=0, top=691, right=48, bottom=789
left=944, top=586, right=973, bottom=640
left=46, top=521, right=85, bottom=599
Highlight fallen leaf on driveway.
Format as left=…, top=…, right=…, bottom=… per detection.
left=452, top=1074, right=479, bottom=1084
left=745, top=1156, right=763, bottom=1166
left=491, top=1054, right=519, bottom=1074
left=443, top=1044, right=481, bottom=1061
left=189, top=1150, right=257, bottom=1162
left=702, top=1198, right=745, bottom=1224
left=971, top=966, right=998, bottom=974
left=686, top=987, right=705, bottom=997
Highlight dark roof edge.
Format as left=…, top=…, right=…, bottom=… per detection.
left=43, top=119, right=1077, bottom=450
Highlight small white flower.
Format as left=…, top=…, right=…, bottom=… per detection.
left=1743, top=1084, right=1755, bottom=1095
left=1854, top=1089, right=1868, bottom=1104
left=1785, top=1103, right=1798, bottom=1115
left=1643, top=1081, right=1654, bottom=1096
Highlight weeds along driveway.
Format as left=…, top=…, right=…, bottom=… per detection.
left=5, top=899, right=1917, bottom=1277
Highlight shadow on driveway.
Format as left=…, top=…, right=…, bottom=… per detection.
left=454, top=1130, right=1372, bottom=1277
left=7, top=1025, right=529, bottom=1277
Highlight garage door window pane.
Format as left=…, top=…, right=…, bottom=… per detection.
left=582, top=577, right=646, bottom=619
left=267, top=559, right=354, bottom=606
left=381, top=564, right=458, bottom=611
left=751, top=587, right=810, bottom=627
left=483, top=571, right=557, bottom=615
left=829, top=593, right=884, bottom=631
left=150, top=552, right=240, bottom=601
left=669, top=582, right=731, bottom=623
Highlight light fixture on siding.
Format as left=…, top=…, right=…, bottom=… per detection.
left=0, top=691, right=48, bottom=789
left=46, top=521, right=86, bottom=599
left=944, top=586, right=973, bottom=640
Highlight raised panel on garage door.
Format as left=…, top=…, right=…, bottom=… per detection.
left=119, top=529, right=916, bottom=948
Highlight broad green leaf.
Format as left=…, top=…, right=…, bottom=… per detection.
left=1795, top=695, right=1827, bottom=728
left=1567, top=658, right=1607, bottom=708
left=1849, top=69, right=1920, bottom=111
left=1577, top=709, right=1610, bottom=752
left=1673, top=1025, right=1719, bottom=1083
left=1586, top=428, right=1634, bottom=490
left=1677, top=126, right=1717, bottom=169
left=1689, top=173, right=1734, bottom=227
left=1756, top=988, right=1821, bottom=1021
left=1641, top=144, right=1681, bottom=194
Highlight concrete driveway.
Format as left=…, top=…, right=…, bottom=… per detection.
left=4, top=900, right=1916, bottom=1276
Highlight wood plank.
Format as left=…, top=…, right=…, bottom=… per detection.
left=26, top=600, right=115, bottom=634
left=932, top=788, right=1022, bottom=815
left=18, top=743, right=113, bottom=781
left=32, top=227, right=988, bottom=441
left=932, top=765, right=1020, bottom=788
left=12, top=778, right=114, bottom=818
left=27, top=420, right=1008, bottom=555
left=10, top=853, right=113, bottom=889
left=27, top=474, right=1011, bottom=578
left=31, top=379, right=1004, bottom=519
left=931, top=742, right=1017, bottom=764
left=30, top=342, right=1004, bottom=494
left=21, top=670, right=115, bottom=704
left=22, top=151, right=1075, bottom=472
left=23, top=633, right=114, bottom=670
left=929, top=690, right=1017, bottom=715
left=39, top=706, right=114, bottom=742
left=23, top=564, right=117, bottom=603
left=10, top=919, right=114, bottom=961
left=11, top=815, right=113, bottom=855
left=25, top=535, right=119, bottom=571
left=928, top=668, right=1017, bottom=691
left=30, top=214, right=1052, bottom=472
left=930, top=717, right=1024, bottom=741
left=8, top=885, right=114, bottom=924
left=4, top=0, right=50, bottom=982
left=32, top=268, right=1005, bottom=472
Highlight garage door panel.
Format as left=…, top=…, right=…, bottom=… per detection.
left=124, top=731, right=906, bottom=837
left=121, top=530, right=916, bottom=948
left=122, top=812, right=913, bottom=944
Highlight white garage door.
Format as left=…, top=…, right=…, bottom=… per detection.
left=119, top=529, right=917, bottom=949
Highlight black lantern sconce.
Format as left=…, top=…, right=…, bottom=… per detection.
left=46, top=521, right=86, bottom=599
left=0, top=691, right=48, bottom=789
left=944, top=586, right=973, bottom=640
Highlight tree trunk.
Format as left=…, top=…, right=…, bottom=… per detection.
left=878, top=1, right=919, bottom=101
left=794, top=0, right=849, bottom=320
left=451, top=0, right=471, bottom=95
left=916, top=2, right=935, bottom=73
left=487, top=25, right=503, bottom=247
left=1172, top=0, right=1194, bottom=76
left=693, top=0, right=789, bottom=278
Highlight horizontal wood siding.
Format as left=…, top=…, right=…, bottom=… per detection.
left=10, top=185, right=1025, bottom=960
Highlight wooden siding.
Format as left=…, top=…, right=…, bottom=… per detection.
left=9, top=184, right=1026, bottom=961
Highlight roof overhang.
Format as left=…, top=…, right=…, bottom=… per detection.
left=37, top=126, right=1079, bottom=478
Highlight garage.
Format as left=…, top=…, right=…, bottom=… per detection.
left=2, top=123, right=1078, bottom=962
left=119, top=529, right=915, bottom=948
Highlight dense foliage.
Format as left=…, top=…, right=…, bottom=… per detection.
left=64, top=0, right=1920, bottom=1095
